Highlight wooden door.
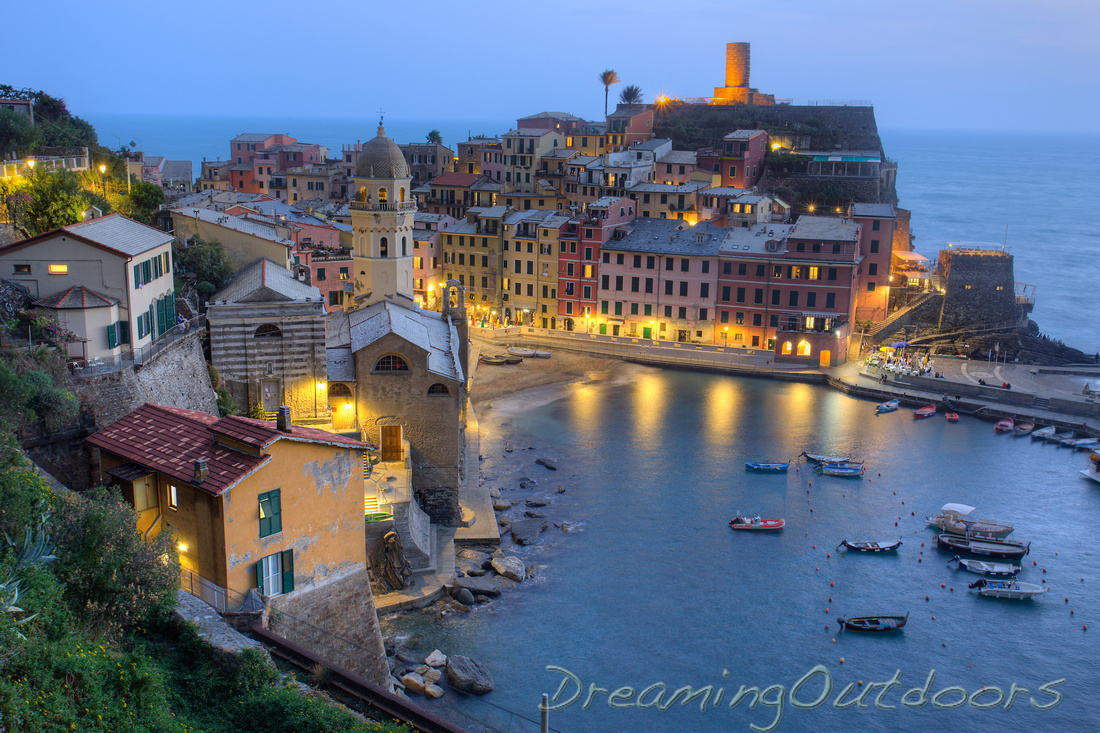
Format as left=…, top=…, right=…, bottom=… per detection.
left=261, top=380, right=280, bottom=413
left=381, top=425, right=402, bottom=462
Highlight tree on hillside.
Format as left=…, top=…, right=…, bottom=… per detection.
left=599, top=69, right=620, bottom=117
left=113, top=181, right=163, bottom=225
left=0, top=108, right=40, bottom=157
left=426, top=129, right=443, bottom=145
left=173, top=236, right=235, bottom=301
left=20, top=169, right=89, bottom=235
left=619, top=84, right=643, bottom=105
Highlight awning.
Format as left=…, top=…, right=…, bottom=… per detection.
left=893, top=251, right=930, bottom=262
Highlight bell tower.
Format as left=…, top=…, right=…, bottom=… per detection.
left=347, top=118, right=416, bottom=309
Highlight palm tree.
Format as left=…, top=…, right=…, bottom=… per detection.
left=619, top=84, right=643, bottom=106
left=599, top=69, right=620, bottom=117
left=426, top=129, right=442, bottom=145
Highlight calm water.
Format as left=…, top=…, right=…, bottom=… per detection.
left=389, top=368, right=1100, bottom=732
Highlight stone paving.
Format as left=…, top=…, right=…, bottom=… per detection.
left=174, top=590, right=264, bottom=655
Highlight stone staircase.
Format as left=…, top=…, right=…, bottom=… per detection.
left=869, top=292, right=936, bottom=339
left=1032, top=396, right=1052, bottom=410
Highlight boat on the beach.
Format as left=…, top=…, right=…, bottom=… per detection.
left=1031, top=425, right=1056, bottom=440
left=926, top=503, right=1014, bottom=539
left=945, top=412, right=960, bottom=423
left=745, top=461, right=789, bottom=472
left=503, top=356, right=523, bottom=365
left=533, top=350, right=552, bottom=359
left=876, top=399, right=899, bottom=414
left=1013, top=422, right=1035, bottom=437
left=801, top=451, right=862, bottom=465
left=837, top=538, right=902, bottom=553
left=994, top=418, right=1015, bottom=433
left=969, top=578, right=1049, bottom=600
left=729, top=515, right=785, bottom=530
left=913, top=405, right=937, bottom=419
left=479, top=355, right=507, bottom=365
left=1081, top=453, right=1100, bottom=484
left=947, top=555, right=1021, bottom=577
left=507, top=346, right=536, bottom=357
left=935, top=533, right=1030, bottom=560
left=837, top=612, right=908, bottom=632
left=820, top=463, right=864, bottom=478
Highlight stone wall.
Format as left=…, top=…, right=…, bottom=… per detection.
left=937, top=251, right=1020, bottom=331
left=656, top=104, right=884, bottom=152
left=267, top=567, right=389, bottom=687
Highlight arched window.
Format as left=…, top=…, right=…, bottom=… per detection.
left=401, top=236, right=407, bottom=256
left=373, top=354, right=409, bottom=372
left=329, top=383, right=352, bottom=396
left=399, top=187, right=406, bottom=203
left=380, top=237, right=389, bottom=257
left=427, top=383, right=449, bottom=395
left=359, top=186, right=367, bottom=201
left=782, top=341, right=793, bottom=355
left=797, top=340, right=812, bottom=356
left=378, top=187, right=388, bottom=203
left=254, top=324, right=283, bottom=338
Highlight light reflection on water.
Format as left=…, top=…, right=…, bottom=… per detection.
left=386, top=370, right=1100, bottom=732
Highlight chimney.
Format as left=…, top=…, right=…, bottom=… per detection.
left=276, top=406, right=292, bottom=432
left=192, top=458, right=209, bottom=485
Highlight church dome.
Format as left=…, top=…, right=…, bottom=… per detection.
left=355, top=123, right=409, bottom=179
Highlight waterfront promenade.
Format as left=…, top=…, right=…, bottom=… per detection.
left=474, top=326, right=1100, bottom=435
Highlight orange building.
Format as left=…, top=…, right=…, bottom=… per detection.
left=86, top=403, right=372, bottom=605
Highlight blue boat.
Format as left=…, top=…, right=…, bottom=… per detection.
left=876, top=399, right=899, bottom=413
left=745, top=461, right=790, bottom=472
left=819, top=463, right=864, bottom=478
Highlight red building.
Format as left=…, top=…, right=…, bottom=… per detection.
left=226, top=134, right=326, bottom=195
left=557, top=196, right=635, bottom=330
left=605, top=105, right=654, bottom=152
left=696, top=130, right=768, bottom=189
left=716, top=215, right=860, bottom=365
left=849, top=203, right=898, bottom=322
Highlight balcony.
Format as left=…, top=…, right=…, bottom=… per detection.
left=349, top=200, right=418, bottom=213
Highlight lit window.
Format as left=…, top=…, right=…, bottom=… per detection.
left=48, top=264, right=67, bottom=275
left=168, top=485, right=178, bottom=510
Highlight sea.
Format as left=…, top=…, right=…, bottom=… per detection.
left=86, top=113, right=1100, bottom=354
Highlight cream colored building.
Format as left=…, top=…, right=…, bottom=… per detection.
left=170, top=206, right=294, bottom=270
left=0, top=214, right=176, bottom=361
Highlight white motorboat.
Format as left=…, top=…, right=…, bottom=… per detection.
left=947, top=555, right=1020, bottom=577
left=969, top=578, right=1049, bottom=599
left=506, top=346, right=536, bottom=357
left=926, top=503, right=1014, bottom=539
left=1031, top=426, right=1056, bottom=440
left=1081, top=453, right=1100, bottom=484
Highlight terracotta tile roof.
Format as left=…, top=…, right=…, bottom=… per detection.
left=85, top=404, right=370, bottom=495
left=428, top=172, right=481, bottom=187
left=34, top=286, right=118, bottom=309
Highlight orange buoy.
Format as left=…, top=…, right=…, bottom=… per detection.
left=827, top=553, right=831, bottom=558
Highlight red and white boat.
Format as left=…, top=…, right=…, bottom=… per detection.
left=729, top=515, right=785, bottom=530
left=945, top=412, right=960, bottom=423
left=994, top=418, right=1015, bottom=433
left=913, top=405, right=937, bottom=419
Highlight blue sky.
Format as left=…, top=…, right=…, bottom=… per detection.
left=4, top=0, right=1097, bottom=132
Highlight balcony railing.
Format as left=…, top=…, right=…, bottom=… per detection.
left=70, top=315, right=207, bottom=378
left=348, top=200, right=418, bottom=213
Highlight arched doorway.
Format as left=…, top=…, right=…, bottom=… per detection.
left=380, top=237, right=389, bottom=257
left=327, top=383, right=355, bottom=430
left=819, top=350, right=832, bottom=367
left=564, top=318, right=575, bottom=332
left=378, top=187, right=388, bottom=203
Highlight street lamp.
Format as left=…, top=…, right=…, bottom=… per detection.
left=26, top=158, right=35, bottom=172
left=99, top=164, right=106, bottom=196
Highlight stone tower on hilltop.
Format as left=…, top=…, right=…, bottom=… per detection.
left=937, top=246, right=1030, bottom=331
left=347, top=119, right=418, bottom=309
left=713, top=42, right=775, bottom=106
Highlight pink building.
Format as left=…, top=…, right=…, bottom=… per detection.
left=849, top=203, right=898, bottom=322
left=696, top=130, right=768, bottom=189
left=412, top=212, right=457, bottom=308
left=227, top=134, right=326, bottom=195
left=559, top=196, right=635, bottom=331
left=605, top=105, right=654, bottom=151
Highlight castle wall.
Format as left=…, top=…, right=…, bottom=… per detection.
left=937, top=251, right=1020, bottom=331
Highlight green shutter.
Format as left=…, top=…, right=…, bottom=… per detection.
left=281, top=550, right=294, bottom=593
left=270, top=489, right=281, bottom=534
left=107, top=323, right=117, bottom=348
left=258, top=494, right=271, bottom=537
left=134, top=264, right=141, bottom=288
left=143, top=260, right=152, bottom=283
left=255, top=562, right=264, bottom=594
left=258, top=489, right=282, bottom=537
left=156, top=298, right=166, bottom=335
left=119, top=320, right=130, bottom=344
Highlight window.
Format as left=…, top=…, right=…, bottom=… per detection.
left=826, top=293, right=836, bottom=309
left=49, top=264, right=67, bottom=275
left=631, top=277, right=640, bottom=292
left=872, top=220, right=881, bottom=231
left=601, top=301, right=609, bottom=314
left=428, top=383, right=449, bottom=395
left=723, top=262, right=732, bottom=275
left=258, top=489, right=281, bottom=538
left=680, top=259, right=689, bottom=272
left=665, top=280, right=673, bottom=295
left=771, top=290, right=780, bottom=305
left=702, top=261, right=710, bottom=274
left=257, top=550, right=293, bottom=596
left=827, top=268, right=837, bottom=282
left=753, top=313, right=762, bottom=327
left=615, top=275, right=623, bottom=291
left=869, top=263, right=878, bottom=276
left=631, top=303, right=639, bottom=315
left=644, top=304, right=653, bottom=316
left=756, top=264, right=765, bottom=277
left=773, top=265, right=783, bottom=278
left=646, top=256, right=655, bottom=270
left=329, top=291, right=343, bottom=306
left=339, top=267, right=349, bottom=280
left=808, top=267, right=819, bottom=280
left=770, top=314, right=779, bottom=327
left=720, top=311, right=729, bottom=323
left=754, top=288, right=764, bottom=304
left=617, top=253, right=625, bottom=265
left=789, top=291, right=799, bottom=307
left=700, top=283, right=709, bottom=298
left=665, top=258, right=674, bottom=271
left=374, top=354, right=409, bottom=372
left=736, top=312, right=744, bottom=325
left=870, top=239, right=879, bottom=253
left=602, top=274, right=610, bottom=290
left=679, top=282, right=688, bottom=297
left=807, top=292, right=817, bottom=308
left=645, top=278, right=653, bottom=294
left=614, top=302, right=623, bottom=316
left=722, top=286, right=731, bottom=302
left=582, top=285, right=591, bottom=299
left=168, top=485, right=178, bottom=510
left=317, top=268, right=326, bottom=282
left=678, top=306, right=687, bottom=319
left=633, top=255, right=642, bottom=268
left=254, top=324, right=282, bottom=338
left=867, top=282, right=876, bottom=291
left=603, top=252, right=610, bottom=263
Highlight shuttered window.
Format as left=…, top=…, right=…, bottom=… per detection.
left=258, top=489, right=281, bottom=538
left=107, top=323, right=117, bottom=348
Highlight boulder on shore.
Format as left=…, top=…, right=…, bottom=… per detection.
left=456, top=576, right=502, bottom=597
left=525, top=497, right=550, bottom=508
left=424, top=649, right=447, bottom=667
left=490, top=555, right=526, bottom=582
left=493, top=499, right=513, bottom=511
left=535, top=457, right=558, bottom=471
left=510, top=518, right=548, bottom=545
left=401, top=672, right=427, bottom=695
left=445, top=655, right=495, bottom=695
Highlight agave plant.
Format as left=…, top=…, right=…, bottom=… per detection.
left=2, top=523, right=56, bottom=637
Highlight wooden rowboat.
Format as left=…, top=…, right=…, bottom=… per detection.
left=994, top=418, right=1015, bottom=433
left=876, top=399, right=899, bottom=414
left=533, top=350, right=552, bottom=358
left=820, top=463, right=864, bottom=478
left=1031, top=426, right=1056, bottom=440
left=745, top=462, right=789, bottom=473
left=1013, top=422, right=1035, bottom=437
left=837, top=538, right=902, bottom=553
left=913, top=405, right=936, bottom=419
left=935, top=533, right=1029, bottom=560
left=947, top=555, right=1020, bottom=577
left=479, top=355, right=507, bottom=365
left=801, top=452, right=862, bottom=465
left=837, top=612, right=908, bottom=632
left=507, top=346, right=536, bottom=357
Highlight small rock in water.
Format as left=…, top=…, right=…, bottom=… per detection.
left=489, top=488, right=501, bottom=498
left=518, top=477, right=538, bottom=489
left=424, top=649, right=447, bottom=667
left=535, top=457, right=558, bottom=471
left=446, top=655, right=495, bottom=695
left=401, top=672, right=427, bottom=695
left=424, top=681, right=445, bottom=698
left=561, top=521, right=579, bottom=533
left=555, top=485, right=566, bottom=493
left=525, top=510, right=547, bottom=519
left=511, top=518, right=548, bottom=545
left=453, top=587, right=476, bottom=606
left=491, top=555, right=527, bottom=582
left=493, top=500, right=513, bottom=511
left=525, top=497, right=550, bottom=508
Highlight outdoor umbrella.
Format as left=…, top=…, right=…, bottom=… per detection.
left=890, top=341, right=910, bottom=347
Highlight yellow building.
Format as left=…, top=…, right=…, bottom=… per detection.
left=170, top=206, right=294, bottom=270
left=442, top=205, right=510, bottom=318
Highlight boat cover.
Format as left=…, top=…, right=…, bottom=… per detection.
left=940, top=503, right=975, bottom=516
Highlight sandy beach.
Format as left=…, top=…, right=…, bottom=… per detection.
left=469, top=344, right=624, bottom=407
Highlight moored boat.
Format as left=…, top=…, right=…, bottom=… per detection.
left=1081, top=453, right=1100, bottom=484
left=947, top=555, right=1020, bottom=577
left=801, top=451, right=862, bottom=465
left=745, top=461, right=789, bottom=472
left=729, top=515, right=785, bottom=530
left=913, top=405, right=937, bottom=419
left=503, top=356, right=523, bottom=364
left=1068, top=437, right=1100, bottom=451
left=1048, top=430, right=1075, bottom=444
left=935, top=533, right=1029, bottom=560
left=820, top=463, right=864, bottom=478
left=837, top=538, right=902, bottom=553
left=1013, top=422, right=1035, bottom=437
left=876, top=399, right=899, bottom=414
left=925, top=503, right=1013, bottom=539
left=479, top=355, right=507, bottom=365
left=507, top=346, right=536, bottom=357
left=533, top=350, right=552, bottom=358
left=837, top=612, right=908, bottom=632
left=1031, top=425, right=1056, bottom=440
left=969, top=578, right=1049, bottom=600
left=945, top=412, right=960, bottom=423
left=994, top=418, right=1015, bottom=433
